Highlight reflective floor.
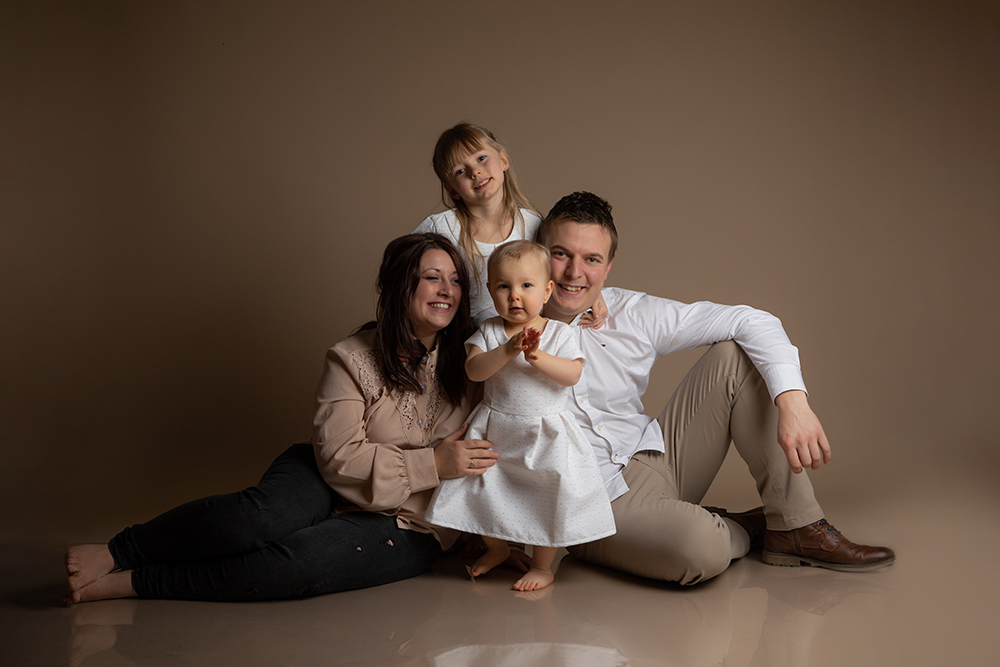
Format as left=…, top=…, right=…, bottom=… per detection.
left=3, top=484, right=998, bottom=667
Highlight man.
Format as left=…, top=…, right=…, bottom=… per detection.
left=536, top=191, right=894, bottom=585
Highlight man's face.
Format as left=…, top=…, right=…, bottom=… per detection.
left=541, top=219, right=614, bottom=323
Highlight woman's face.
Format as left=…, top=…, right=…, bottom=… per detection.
left=409, top=248, right=462, bottom=349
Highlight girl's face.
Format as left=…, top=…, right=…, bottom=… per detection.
left=446, top=144, right=509, bottom=206
left=409, top=249, right=462, bottom=349
left=488, top=255, right=553, bottom=328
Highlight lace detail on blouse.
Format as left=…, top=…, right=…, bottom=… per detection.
left=354, top=350, right=385, bottom=402
left=351, top=349, right=441, bottom=445
left=422, top=362, right=444, bottom=447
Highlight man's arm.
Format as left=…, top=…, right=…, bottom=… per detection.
left=627, top=291, right=827, bottom=472
left=632, top=294, right=807, bottom=400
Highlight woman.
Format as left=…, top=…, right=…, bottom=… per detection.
left=64, top=233, right=501, bottom=603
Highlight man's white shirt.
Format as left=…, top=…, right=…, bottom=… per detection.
left=563, top=287, right=808, bottom=502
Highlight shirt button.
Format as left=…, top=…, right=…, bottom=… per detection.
left=597, top=424, right=604, bottom=432
left=417, top=419, right=423, bottom=425
left=420, top=384, right=426, bottom=391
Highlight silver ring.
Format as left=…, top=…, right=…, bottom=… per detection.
left=468, top=459, right=475, bottom=469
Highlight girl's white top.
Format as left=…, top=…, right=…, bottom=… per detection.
left=413, top=208, right=541, bottom=325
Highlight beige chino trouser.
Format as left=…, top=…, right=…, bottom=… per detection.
left=568, top=341, right=824, bottom=585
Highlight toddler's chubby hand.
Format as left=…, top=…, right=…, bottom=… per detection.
left=521, top=327, right=541, bottom=361
left=504, top=330, right=527, bottom=358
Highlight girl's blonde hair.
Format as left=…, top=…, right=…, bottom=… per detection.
left=432, top=123, right=537, bottom=290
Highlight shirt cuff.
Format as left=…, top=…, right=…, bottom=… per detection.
left=403, top=447, right=439, bottom=493
left=760, top=364, right=808, bottom=403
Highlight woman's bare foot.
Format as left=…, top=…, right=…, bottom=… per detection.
left=63, top=570, right=137, bottom=605
left=470, top=543, right=511, bottom=578
left=66, top=544, right=116, bottom=592
left=69, top=623, right=119, bottom=667
left=513, top=566, right=554, bottom=592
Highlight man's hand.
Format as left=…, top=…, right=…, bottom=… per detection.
left=775, top=390, right=832, bottom=474
left=434, top=424, right=499, bottom=479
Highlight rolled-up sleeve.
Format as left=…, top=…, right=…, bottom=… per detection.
left=311, top=345, right=440, bottom=512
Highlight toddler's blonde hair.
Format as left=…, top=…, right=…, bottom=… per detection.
left=486, top=240, right=551, bottom=285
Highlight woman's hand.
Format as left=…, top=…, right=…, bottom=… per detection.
left=434, top=424, right=499, bottom=480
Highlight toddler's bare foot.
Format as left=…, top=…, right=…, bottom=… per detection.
left=469, top=544, right=511, bottom=578
left=63, top=571, right=137, bottom=605
left=513, top=566, right=554, bottom=592
left=66, top=544, right=116, bottom=592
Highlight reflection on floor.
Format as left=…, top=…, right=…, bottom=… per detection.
left=2, top=490, right=998, bottom=666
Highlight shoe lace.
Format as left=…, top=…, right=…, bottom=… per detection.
left=817, top=519, right=842, bottom=538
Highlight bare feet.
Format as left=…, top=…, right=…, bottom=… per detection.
left=63, top=570, right=137, bottom=605
left=67, top=598, right=137, bottom=667
left=513, top=566, right=554, bottom=592
left=66, top=544, right=116, bottom=592
left=69, top=623, right=119, bottom=667
left=470, top=543, right=511, bottom=578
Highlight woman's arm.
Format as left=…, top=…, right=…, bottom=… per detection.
left=312, top=342, right=496, bottom=510
left=312, top=345, right=438, bottom=511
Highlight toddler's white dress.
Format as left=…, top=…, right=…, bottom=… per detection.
left=425, top=318, right=616, bottom=547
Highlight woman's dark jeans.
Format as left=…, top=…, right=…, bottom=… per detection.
left=107, top=444, right=442, bottom=601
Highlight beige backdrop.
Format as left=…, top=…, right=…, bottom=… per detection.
left=2, top=1, right=997, bottom=541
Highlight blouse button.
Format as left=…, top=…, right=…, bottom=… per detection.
left=417, top=419, right=423, bottom=426
left=420, top=384, right=426, bottom=391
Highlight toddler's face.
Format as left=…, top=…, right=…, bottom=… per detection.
left=488, top=255, right=553, bottom=326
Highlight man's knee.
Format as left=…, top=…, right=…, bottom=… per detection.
left=571, top=515, right=732, bottom=586
left=667, top=519, right=732, bottom=585
left=701, top=340, right=748, bottom=368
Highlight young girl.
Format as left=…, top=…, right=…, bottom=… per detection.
left=425, top=241, right=616, bottom=591
left=414, top=122, right=605, bottom=327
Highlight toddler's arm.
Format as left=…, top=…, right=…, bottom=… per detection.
left=522, top=327, right=583, bottom=387
left=465, top=332, right=527, bottom=382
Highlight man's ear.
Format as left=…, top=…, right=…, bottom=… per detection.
left=605, top=257, right=614, bottom=279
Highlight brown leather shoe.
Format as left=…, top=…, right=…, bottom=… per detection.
left=704, top=506, right=766, bottom=550
left=724, top=507, right=766, bottom=551
left=763, top=519, right=895, bottom=572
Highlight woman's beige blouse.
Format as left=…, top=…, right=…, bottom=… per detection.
left=312, top=330, right=472, bottom=549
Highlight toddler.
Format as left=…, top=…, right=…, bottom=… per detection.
left=425, top=240, right=615, bottom=591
